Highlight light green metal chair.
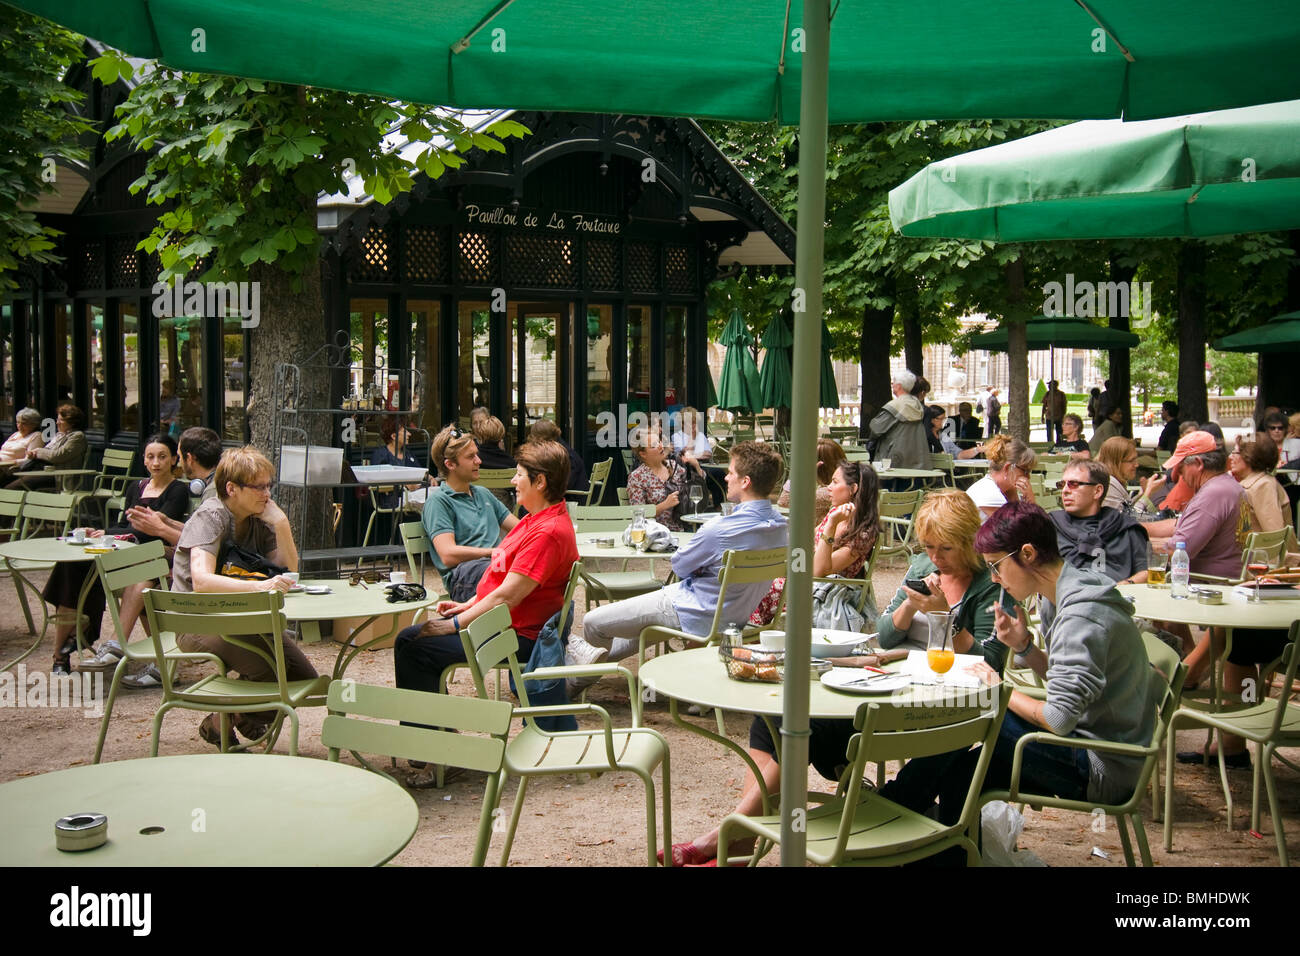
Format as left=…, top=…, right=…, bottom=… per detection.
left=141, top=588, right=330, bottom=755
left=460, top=603, right=672, bottom=866
left=0, top=489, right=36, bottom=637
left=874, top=488, right=924, bottom=568
left=4, top=491, right=81, bottom=661
left=361, top=484, right=422, bottom=548
left=983, top=634, right=1186, bottom=867
left=718, top=684, right=1010, bottom=866
left=474, top=467, right=518, bottom=511
left=91, top=541, right=175, bottom=763
left=322, top=679, right=512, bottom=866
left=567, top=457, right=612, bottom=506
left=18, top=490, right=75, bottom=539
left=573, top=506, right=665, bottom=608
left=74, top=447, right=136, bottom=526
left=398, top=520, right=435, bottom=587
left=1164, top=621, right=1300, bottom=866
left=928, top=452, right=956, bottom=487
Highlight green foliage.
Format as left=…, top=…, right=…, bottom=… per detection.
left=0, top=10, right=95, bottom=292
left=1207, top=349, right=1257, bottom=394
left=99, top=61, right=527, bottom=287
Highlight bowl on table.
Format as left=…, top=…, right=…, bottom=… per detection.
left=809, top=628, right=872, bottom=658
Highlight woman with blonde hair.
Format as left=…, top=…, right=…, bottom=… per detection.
left=777, top=436, right=844, bottom=524
left=965, top=434, right=1036, bottom=520
left=875, top=488, right=1009, bottom=667
left=1096, top=436, right=1140, bottom=511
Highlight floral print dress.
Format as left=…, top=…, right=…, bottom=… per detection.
left=627, top=461, right=687, bottom=532
left=748, top=511, right=874, bottom=625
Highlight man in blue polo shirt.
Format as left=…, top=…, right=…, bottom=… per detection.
left=423, top=424, right=519, bottom=602
left=568, top=441, right=787, bottom=674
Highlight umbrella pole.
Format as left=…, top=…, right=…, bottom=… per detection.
left=779, top=0, right=829, bottom=868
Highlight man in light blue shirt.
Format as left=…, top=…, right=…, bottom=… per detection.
left=569, top=441, right=787, bottom=668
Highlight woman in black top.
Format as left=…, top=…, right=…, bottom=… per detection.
left=1053, top=413, right=1091, bottom=458
left=49, top=434, right=190, bottom=674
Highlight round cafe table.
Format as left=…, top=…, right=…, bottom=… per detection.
left=0, top=754, right=417, bottom=866
left=0, top=536, right=136, bottom=670
left=638, top=646, right=995, bottom=813
left=282, top=579, right=436, bottom=680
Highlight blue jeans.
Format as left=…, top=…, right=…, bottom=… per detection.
left=880, top=712, right=1090, bottom=827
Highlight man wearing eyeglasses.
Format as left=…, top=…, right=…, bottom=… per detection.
left=1049, top=461, right=1149, bottom=585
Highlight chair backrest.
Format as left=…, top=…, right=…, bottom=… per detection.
left=323, top=680, right=510, bottom=774
left=831, top=685, right=1010, bottom=864
left=98, top=447, right=135, bottom=477
left=461, top=603, right=532, bottom=704
left=141, top=589, right=294, bottom=698
left=615, top=486, right=630, bottom=506
left=95, top=541, right=171, bottom=644
left=705, top=547, right=788, bottom=638
left=0, top=488, right=24, bottom=540
left=19, top=491, right=75, bottom=537
left=586, top=457, right=612, bottom=506
left=572, top=504, right=636, bottom=521
left=474, top=467, right=517, bottom=490
left=877, top=488, right=923, bottom=517
left=399, top=521, right=431, bottom=581
left=1240, top=528, right=1291, bottom=576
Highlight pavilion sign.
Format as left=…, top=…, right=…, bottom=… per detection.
left=463, top=203, right=623, bottom=235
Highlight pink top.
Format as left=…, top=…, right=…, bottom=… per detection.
left=749, top=511, right=874, bottom=625
left=1173, top=472, right=1245, bottom=579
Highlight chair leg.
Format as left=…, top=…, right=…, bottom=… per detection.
left=639, top=771, right=659, bottom=867
left=1164, top=727, right=1178, bottom=851
left=1261, top=744, right=1289, bottom=867
left=1130, top=813, right=1153, bottom=867
left=660, top=756, right=672, bottom=867
left=149, top=703, right=172, bottom=757
left=9, top=566, right=35, bottom=635
left=500, top=775, right=530, bottom=867
left=92, top=658, right=130, bottom=763
left=473, top=773, right=503, bottom=867
left=285, top=708, right=299, bottom=756
left=1115, top=813, right=1136, bottom=867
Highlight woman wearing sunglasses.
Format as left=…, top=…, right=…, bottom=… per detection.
left=393, top=440, right=578, bottom=784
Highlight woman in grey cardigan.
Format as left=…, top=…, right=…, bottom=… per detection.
left=7, top=403, right=88, bottom=492
left=881, top=500, right=1158, bottom=827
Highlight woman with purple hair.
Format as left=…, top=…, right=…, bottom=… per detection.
left=879, top=501, right=1159, bottom=835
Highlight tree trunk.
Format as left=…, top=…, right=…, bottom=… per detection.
left=1107, top=258, right=1136, bottom=437
left=249, top=259, right=332, bottom=549
left=858, top=295, right=893, bottom=439
left=1005, top=259, right=1030, bottom=442
left=1257, top=229, right=1300, bottom=418
left=1176, top=243, right=1209, bottom=425
left=902, top=299, right=923, bottom=382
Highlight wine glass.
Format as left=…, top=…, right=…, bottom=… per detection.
left=1246, top=547, right=1270, bottom=603
left=926, top=611, right=955, bottom=685
left=688, top=484, right=704, bottom=515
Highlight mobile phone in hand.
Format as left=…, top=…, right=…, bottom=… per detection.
left=903, top=577, right=932, bottom=595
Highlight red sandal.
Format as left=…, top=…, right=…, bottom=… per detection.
left=657, top=841, right=714, bottom=867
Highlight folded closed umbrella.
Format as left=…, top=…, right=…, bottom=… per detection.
left=759, top=313, right=793, bottom=410
left=716, top=309, right=763, bottom=415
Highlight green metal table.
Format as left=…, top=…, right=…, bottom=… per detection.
left=0, top=536, right=136, bottom=670
left=0, top=753, right=417, bottom=866
left=282, top=579, right=435, bottom=679
left=638, top=646, right=995, bottom=814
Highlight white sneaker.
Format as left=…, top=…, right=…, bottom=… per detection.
left=77, top=641, right=125, bottom=673
left=566, top=636, right=609, bottom=668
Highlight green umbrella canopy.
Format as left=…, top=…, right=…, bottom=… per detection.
left=890, top=99, right=1300, bottom=240
left=818, top=319, right=840, bottom=410
left=969, top=316, right=1140, bottom=352
left=1214, top=311, right=1300, bottom=352
left=758, top=313, right=793, bottom=410
left=716, top=309, right=763, bottom=415
left=12, top=2, right=1300, bottom=123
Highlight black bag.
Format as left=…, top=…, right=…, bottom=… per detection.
left=217, top=540, right=287, bottom=581
left=668, top=464, right=712, bottom=522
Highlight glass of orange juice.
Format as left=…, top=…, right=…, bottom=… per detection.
left=926, top=612, right=955, bottom=684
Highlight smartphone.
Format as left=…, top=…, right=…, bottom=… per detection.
left=903, top=577, right=932, bottom=595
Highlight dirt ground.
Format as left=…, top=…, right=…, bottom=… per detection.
left=1, top=557, right=1296, bottom=867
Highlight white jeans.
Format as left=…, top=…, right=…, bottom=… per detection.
left=581, top=588, right=683, bottom=663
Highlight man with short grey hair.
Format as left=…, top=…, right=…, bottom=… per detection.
left=1050, top=460, right=1149, bottom=584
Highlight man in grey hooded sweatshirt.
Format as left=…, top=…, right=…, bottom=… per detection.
left=869, top=369, right=930, bottom=471
left=881, top=501, right=1158, bottom=831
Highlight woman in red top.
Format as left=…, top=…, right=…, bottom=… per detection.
left=394, top=440, right=578, bottom=772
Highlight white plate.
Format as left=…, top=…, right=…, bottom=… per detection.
left=809, top=628, right=870, bottom=658
left=820, top=668, right=910, bottom=694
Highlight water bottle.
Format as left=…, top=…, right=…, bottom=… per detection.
left=1170, top=542, right=1190, bottom=599
left=719, top=623, right=743, bottom=661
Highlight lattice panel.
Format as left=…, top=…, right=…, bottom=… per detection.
left=143, top=251, right=162, bottom=287
left=107, top=235, right=139, bottom=289
left=626, top=241, right=659, bottom=294
left=457, top=231, right=499, bottom=285
left=665, top=244, right=697, bottom=295
left=584, top=238, right=620, bottom=291
left=404, top=226, right=449, bottom=283
left=76, top=240, right=105, bottom=289
left=350, top=225, right=394, bottom=282
left=505, top=234, right=576, bottom=288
